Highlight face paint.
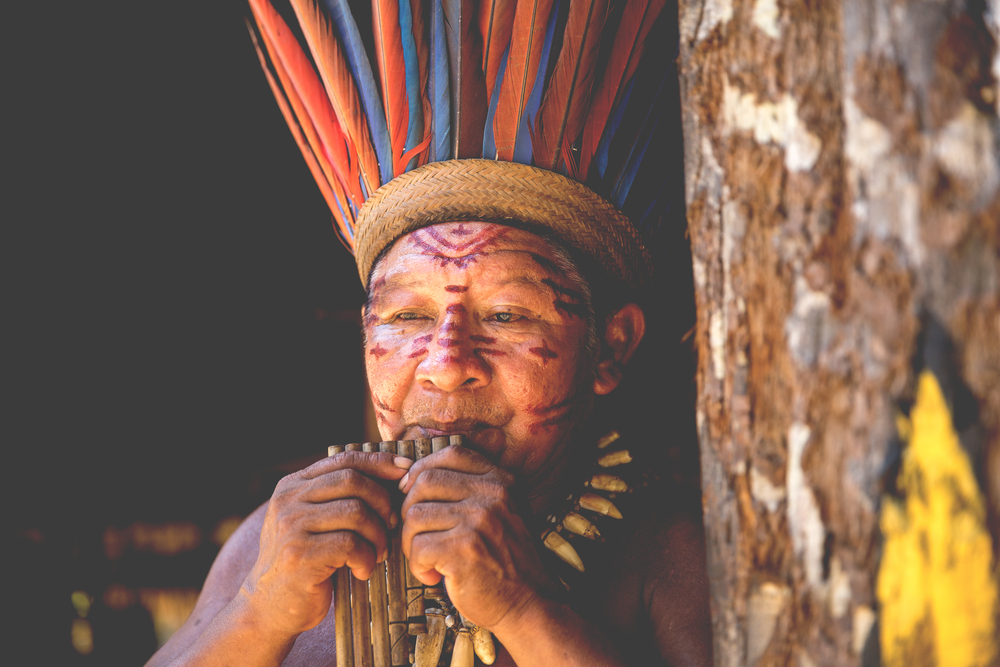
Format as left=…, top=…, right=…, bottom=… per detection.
left=363, top=222, right=591, bottom=482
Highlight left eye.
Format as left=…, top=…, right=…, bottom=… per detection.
left=490, top=312, right=522, bottom=323
left=395, top=312, right=426, bottom=321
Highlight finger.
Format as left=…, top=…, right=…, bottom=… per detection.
left=408, top=529, right=463, bottom=586
left=303, top=497, right=391, bottom=560
left=401, top=468, right=507, bottom=518
left=400, top=501, right=462, bottom=557
left=302, top=467, right=397, bottom=527
left=306, top=530, right=379, bottom=580
left=400, top=446, right=507, bottom=494
left=300, top=450, right=411, bottom=482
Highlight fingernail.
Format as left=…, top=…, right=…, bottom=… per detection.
left=379, top=548, right=388, bottom=563
left=398, top=472, right=409, bottom=491
left=390, top=512, right=399, bottom=529
left=394, top=456, right=413, bottom=470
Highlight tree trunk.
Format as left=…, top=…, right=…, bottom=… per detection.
left=677, top=0, right=1000, bottom=663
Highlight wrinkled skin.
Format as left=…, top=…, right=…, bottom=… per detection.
left=145, top=223, right=710, bottom=667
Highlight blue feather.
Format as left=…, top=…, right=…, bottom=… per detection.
left=593, top=76, right=634, bottom=179
left=514, top=0, right=561, bottom=165
left=609, top=59, right=675, bottom=208
left=430, top=0, right=452, bottom=161
left=483, top=47, right=509, bottom=159
left=323, top=0, right=393, bottom=186
left=398, top=0, right=424, bottom=171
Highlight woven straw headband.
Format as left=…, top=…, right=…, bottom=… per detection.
left=355, top=160, right=653, bottom=292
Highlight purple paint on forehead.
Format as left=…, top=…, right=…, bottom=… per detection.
left=445, top=285, right=469, bottom=292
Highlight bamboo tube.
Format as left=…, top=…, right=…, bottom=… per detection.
left=351, top=569, right=375, bottom=667
left=334, top=567, right=355, bottom=667
left=431, top=436, right=449, bottom=452
left=415, top=438, right=433, bottom=459
left=406, top=440, right=431, bottom=635
left=380, top=441, right=409, bottom=667
left=448, top=434, right=464, bottom=448
left=364, top=443, right=391, bottom=667
left=345, top=442, right=363, bottom=452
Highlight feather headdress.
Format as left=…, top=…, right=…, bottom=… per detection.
left=246, top=0, right=679, bottom=288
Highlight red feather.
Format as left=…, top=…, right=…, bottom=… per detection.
left=289, top=0, right=381, bottom=195
left=248, top=0, right=363, bottom=208
left=578, top=0, right=667, bottom=178
left=478, top=0, right=516, bottom=103
left=246, top=17, right=354, bottom=241
left=370, top=0, right=411, bottom=177
left=533, top=0, right=610, bottom=171
left=493, top=0, right=557, bottom=161
left=409, top=0, right=432, bottom=166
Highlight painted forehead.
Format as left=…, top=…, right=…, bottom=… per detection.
left=371, top=222, right=566, bottom=280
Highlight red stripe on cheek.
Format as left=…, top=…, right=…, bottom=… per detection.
left=414, top=335, right=433, bottom=345
left=369, top=344, right=390, bottom=359
left=528, top=340, right=559, bottom=364
left=408, top=348, right=429, bottom=358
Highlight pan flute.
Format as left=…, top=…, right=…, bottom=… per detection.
left=327, top=435, right=491, bottom=667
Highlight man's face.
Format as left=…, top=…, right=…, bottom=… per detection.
left=363, top=222, right=592, bottom=482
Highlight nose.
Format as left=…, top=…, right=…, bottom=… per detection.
left=415, top=316, right=491, bottom=392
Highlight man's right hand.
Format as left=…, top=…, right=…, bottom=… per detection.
left=242, top=451, right=411, bottom=637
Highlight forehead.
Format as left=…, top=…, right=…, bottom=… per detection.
left=371, top=222, right=565, bottom=284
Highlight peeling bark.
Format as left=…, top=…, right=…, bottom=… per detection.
left=678, top=0, right=1000, bottom=663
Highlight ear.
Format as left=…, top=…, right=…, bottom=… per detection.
left=593, top=303, right=646, bottom=396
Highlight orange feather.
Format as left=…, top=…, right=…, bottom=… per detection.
left=246, top=17, right=354, bottom=241
left=493, top=0, right=557, bottom=161
left=248, top=0, right=362, bottom=208
left=290, top=0, right=381, bottom=195
left=478, top=0, right=516, bottom=103
left=533, top=0, right=610, bottom=171
left=578, top=0, right=667, bottom=178
left=369, top=0, right=411, bottom=177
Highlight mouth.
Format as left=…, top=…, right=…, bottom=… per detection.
left=400, top=421, right=505, bottom=454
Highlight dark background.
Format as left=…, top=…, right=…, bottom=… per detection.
left=7, top=1, right=696, bottom=663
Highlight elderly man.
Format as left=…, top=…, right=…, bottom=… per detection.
left=147, top=0, right=710, bottom=662
left=146, top=214, right=710, bottom=666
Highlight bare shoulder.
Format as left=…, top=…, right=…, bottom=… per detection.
left=144, top=502, right=269, bottom=666
left=586, top=488, right=712, bottom=666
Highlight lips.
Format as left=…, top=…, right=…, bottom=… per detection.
left=400, top=422, right=505, bottom=456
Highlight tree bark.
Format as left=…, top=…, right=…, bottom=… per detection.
left=677, top=0, right=1000, bottom=663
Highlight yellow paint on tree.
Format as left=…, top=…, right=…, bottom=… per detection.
left=877, top=370, right=998, bottom=667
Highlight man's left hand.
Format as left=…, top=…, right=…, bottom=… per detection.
left=398, top=445, right=552, bottom=631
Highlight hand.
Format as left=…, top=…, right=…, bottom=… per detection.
left=243, top=451, right=410, bottom=636
left=398, top=446, right=552, bottom=631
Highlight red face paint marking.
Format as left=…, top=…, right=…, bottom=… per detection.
left=414, top=334, right=433, bottom=345
left=408, top=348, right=429, bottom=358
left=445, top=285, right=468, bottom=292
left=527, top=392, right=581, bottom=433
left=373, top=395, right=396, bottom=413
left=474, top=348, right=507, bottom=357
left=541, top=278, right=588, bottom=320
left=446, top=304, right=467, bottom=314
left=528, top=340, right=559, bottom=364
left=376, top=411, right=389, bottom=426
left=470, top=335, right=496, bottom=344
left=439, top=339, right=462, bottom=348
left=440, top=322, right=464, bottom=333
left=369, top=343, right=390, bottom=358
left=408, top=225, right=512, bottom=268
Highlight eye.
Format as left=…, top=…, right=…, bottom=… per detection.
left=394, top=312, right=427, bottom=322
left=489, top=311, right=522, bottom=323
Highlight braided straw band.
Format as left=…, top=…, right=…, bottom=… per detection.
left=354, top=160, right=653, bottom=291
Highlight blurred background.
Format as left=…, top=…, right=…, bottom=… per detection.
left=6, top=1, right=696, bottom=664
